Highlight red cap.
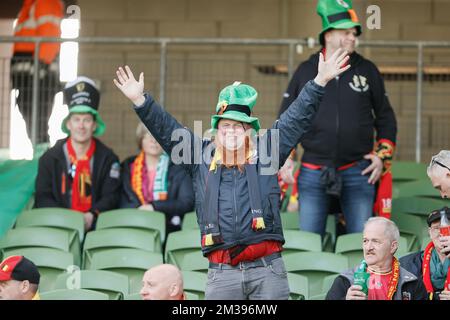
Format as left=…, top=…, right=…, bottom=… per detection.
left=0, top=256, right=40, bottom=284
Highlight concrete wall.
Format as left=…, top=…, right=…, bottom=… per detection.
left=2, top=0, right=450, bottom=162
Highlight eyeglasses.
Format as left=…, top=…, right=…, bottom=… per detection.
left=429, top=158, right=450, bottom=172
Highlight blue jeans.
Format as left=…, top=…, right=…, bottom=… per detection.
left=205, top=257, right=290, bottom=300
left=298, top=160, right=375, bottom=236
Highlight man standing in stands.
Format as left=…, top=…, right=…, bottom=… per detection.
left=278, top=0, right=397, bottom=236
left=34, top=76, right=121, bottom=231
left=11, top=0, right=64, bottom=143
left=0, top=256, right=41, bottom=300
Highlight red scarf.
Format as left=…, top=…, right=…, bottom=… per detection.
left=422, top=241, right=450, bottom=299
left=386, top=257, right=401, bottom=300
left=67, top=138, right=96, bottom=212
left=373, top=139, right=395, bottom=219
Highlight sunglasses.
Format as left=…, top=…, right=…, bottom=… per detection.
left=430, top=158, right=450, bottom=172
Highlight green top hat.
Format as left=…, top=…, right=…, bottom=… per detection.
left=61, top=76, right=105, bottom=136
left=211, top=81, right=260, bottom=132
left=317, top=0, right=362, bottom=45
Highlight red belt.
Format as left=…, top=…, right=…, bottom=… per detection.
left=302, top=161, right=357, bottom=171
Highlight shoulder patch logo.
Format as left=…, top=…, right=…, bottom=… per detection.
left=109, top=162, right=120, bottom=179
left=349, top=75, right=369, bottom=92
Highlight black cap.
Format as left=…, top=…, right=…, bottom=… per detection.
left=427, top=206, right=450, bottom=227
left=0, top=256, right=40, bottom=284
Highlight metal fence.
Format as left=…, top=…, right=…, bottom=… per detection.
left=1, top=36, right=450, bottom=163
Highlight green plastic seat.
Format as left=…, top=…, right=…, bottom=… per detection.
left=0, top=227, right=80, bottom=266
left=2, top=247, right=74, bottom=292
left=174, top=250, right=208, bottom=273
left=83, top=228, right=161, bottom=269
left=88, top=248, right=163, bottom=293
left=54, top=270, right=129, bottom=300
left=391, top=212, right=428, bottom=246
left=335, top=233, right=409, bottom=267
left=185, top=291, right=200, bottom=300
left=392, top=197, right=447, bottom=216
left=124, top=292, right=142, bottom=300
left=391, top=161, right=428, bottom=183
left=394, top=182, right=444, bottom=199
left=280, top=212, right=299, bottom=230
left=283, top=230, right=322, bottom=255
left=96, top=209, right=165, bottom=244
left=284, top=252, right=348, bottom=297
left=309, top=274, right=337, bottom=300
left=181, top=212, right=198, bottom=230
left=181, top=271, right=207, bottom=300
left=287, top=272, right=308, bottom=300
left=40, top=288, right=110, bottom=300
left=15, top=208, right=85, bottom=241
left=164, top=230, right=202, bottom=266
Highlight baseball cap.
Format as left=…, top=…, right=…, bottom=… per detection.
left=0, top=256, right=40, bottom=284
left=427, top=206, right=450, bottom=227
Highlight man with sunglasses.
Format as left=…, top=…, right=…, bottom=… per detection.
left=34, top=76, right=122, bottom=231
left=427, top=150, right=450, bottom=199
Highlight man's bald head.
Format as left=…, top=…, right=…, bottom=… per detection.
left=140, top=264, right=184, bottom=300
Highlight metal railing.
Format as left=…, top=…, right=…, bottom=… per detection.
left=1, top=36, right=450, bottom=162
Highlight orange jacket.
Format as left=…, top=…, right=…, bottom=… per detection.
left=13, top=0, right=64, bottom=64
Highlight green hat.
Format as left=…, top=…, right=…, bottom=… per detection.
left=317, top=0, right=362, bottom=46
left=61, top=76, right=105, bottom=136
left=211, top=81, right=260, bottom=132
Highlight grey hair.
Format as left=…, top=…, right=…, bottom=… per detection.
left=364, top=217, right=400, bottom=243
left=135, top=122, right=151, bottom=149
left=427, top=150, right=450, bottom=176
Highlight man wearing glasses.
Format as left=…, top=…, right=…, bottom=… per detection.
left=427, top=150, right=450, bottom=199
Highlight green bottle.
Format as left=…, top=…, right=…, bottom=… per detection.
left=353, top=260, right=370, bottom=295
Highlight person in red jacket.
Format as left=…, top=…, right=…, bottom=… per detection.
left=11, top=0, right=64, bottom=144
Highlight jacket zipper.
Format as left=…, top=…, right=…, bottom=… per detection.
left=233, top=168, right=238, bottom=238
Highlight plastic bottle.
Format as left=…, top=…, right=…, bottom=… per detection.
left=353, top=260, right=370, bottom=295
left=439, top=208, right=450, bottom=237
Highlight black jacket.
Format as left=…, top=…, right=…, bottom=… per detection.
left=120, top=155, right=195, bottom=233
left=34, top=138, right=121, bottom=214
left=400, top=250, right=443, bottom=300
left=134, top=80, right=325, bottom=255
left=278, top=51, right=397, bottom=167
left=326, top=265, right=428, bottom=300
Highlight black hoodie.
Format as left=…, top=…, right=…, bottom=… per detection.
left=278, top=51, right=397, bottom=167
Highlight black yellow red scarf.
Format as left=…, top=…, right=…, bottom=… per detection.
left=67, top=138, right=96, bottom=213
left=373, top=139, right=395, bottom=219
left=386, top=257, right=401, bottom=300
left=422, top=241, right=450, bottom=300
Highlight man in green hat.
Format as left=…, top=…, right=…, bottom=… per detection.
left=278, top=0, right=397, bottom=237
left=34, top=76, right=121, bottom=232
left=114, top=48, right=350, bottom=299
